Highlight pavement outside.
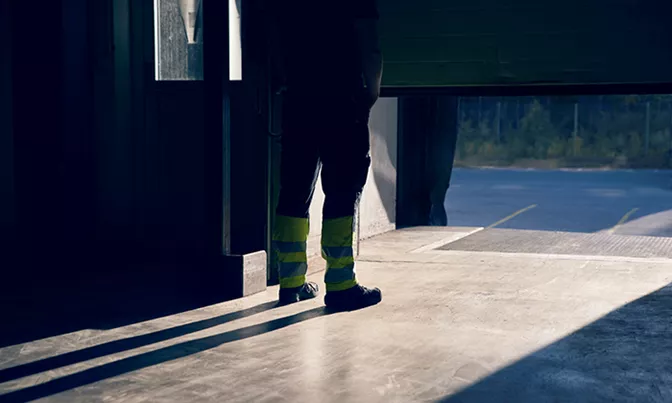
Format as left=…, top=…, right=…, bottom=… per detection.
left=1, top=168, right=672, bottom=402
left=445, top=168, right=672, bottom=236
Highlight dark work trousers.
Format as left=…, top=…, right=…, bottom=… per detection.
left=276, top=96, right=371, bottom=221
left=273, top=94, right=371, bottom=290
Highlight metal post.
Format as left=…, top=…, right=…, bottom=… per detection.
left=457, top=97, right=462, bottom=125
left=203, top=0, right=231, bottom=255
left=573, top=102, right=579, bottom=156
left=496, top=100, right=502, bottom=143
left=669, top=104, right=672, bottom=167
left=515, top=99, right=520, bottom=129
left=645, top=101, right=651, bottom=156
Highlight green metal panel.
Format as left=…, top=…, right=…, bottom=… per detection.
left=379, top=0, right=672, bottom=88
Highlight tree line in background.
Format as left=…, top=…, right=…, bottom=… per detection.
left=456, top=95, right=672, bottom=169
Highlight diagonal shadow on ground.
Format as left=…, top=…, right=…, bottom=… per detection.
left=0, top=301, right=278, bottom=384
left=0, top=307, right=330, bottom=403
left=440, top=283, right=672, bottom=403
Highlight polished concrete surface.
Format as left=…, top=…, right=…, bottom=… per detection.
left=2, top=227, right=672, bottom=402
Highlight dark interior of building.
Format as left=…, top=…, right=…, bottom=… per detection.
left=2, top=0, right=672, bottom=401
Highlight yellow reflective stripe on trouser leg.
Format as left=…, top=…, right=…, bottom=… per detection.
left=274, top=215, right=309, bottom=289
left=321, top=216, right=354, bottom=247
left=322, top=216, right=357, bottom=292
left=273, top=215, right=309, bottom=243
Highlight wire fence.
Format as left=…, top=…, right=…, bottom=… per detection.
left=456, top=95, right=672, bottom=169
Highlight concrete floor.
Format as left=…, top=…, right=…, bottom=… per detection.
left=2, top=227, right=672, bottom=402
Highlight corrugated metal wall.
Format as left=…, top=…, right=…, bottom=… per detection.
left=0, top=0, right=13, bottom=244
left=379, top=0, right=672, bottom=87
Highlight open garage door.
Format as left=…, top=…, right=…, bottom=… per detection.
left=379, top=0, right=672, bottom=89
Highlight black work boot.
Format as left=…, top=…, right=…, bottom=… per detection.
left=278, top=281, right=320, bottom=306
left=324, top=284, right=382, bottom=311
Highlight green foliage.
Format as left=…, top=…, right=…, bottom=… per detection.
left=456, top=95, right=672, bottom=168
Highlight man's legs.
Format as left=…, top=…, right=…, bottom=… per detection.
left=274, top=121, right=321, bottom=305
left=320, top=120, right=382, bottom=310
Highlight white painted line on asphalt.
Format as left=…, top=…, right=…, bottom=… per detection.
left=409, top=227, right=485, bottom=254
left=487, top=204, right=538, bottom=229
left=608, top=208, right=639, bottom=234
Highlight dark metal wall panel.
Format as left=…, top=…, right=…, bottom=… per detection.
left=92, top=0, right=211, bottom=258
left=228, top=82, right=269, bottom=256
left=202, top=0, right=231, bottom=256
left=89, top=0, right=138, bottom=248
left=397, top=96, right=459, bottom=227
left=11, top=0, right=66, bottom=251
left=144, top=82, right=208, bottom=256
left=61, top=0, right=97, bottom=247
left=380, top=0, right=672, bottom=88
left=228, top=0, right=272, bottom=257
left=0, top=0, right=14, bottom=243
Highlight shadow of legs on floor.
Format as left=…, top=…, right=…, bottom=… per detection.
left=0, top=307, right=331, bottom=403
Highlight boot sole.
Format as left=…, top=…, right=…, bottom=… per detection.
left=324, top=296, right=382, bottom=312
left=278, top=292, right=318, bottom=307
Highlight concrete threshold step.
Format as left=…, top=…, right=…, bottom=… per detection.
left=438, top=228, right=672, bottom=259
